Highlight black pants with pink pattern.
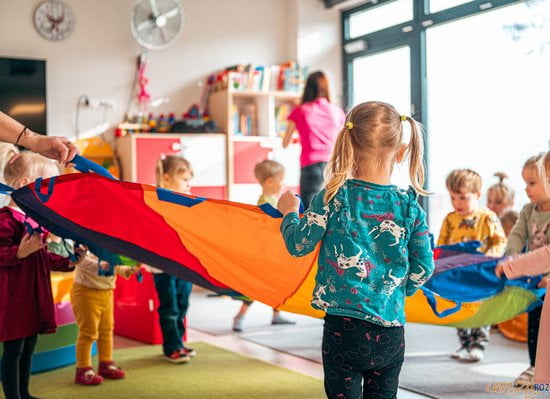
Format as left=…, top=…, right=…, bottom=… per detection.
left=322, top=315, right=404, bottom=399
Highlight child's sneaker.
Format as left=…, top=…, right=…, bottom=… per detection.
left=75, top=367, right=103, bottom=385
left=514, top=366, right=535, bottom=388
left=98, top=361, right=126, bottom=379
left=179, top=347, right=196, bottom=358
left=271, top=314, right=296, bottom=325
left=233, top=315, right=244, bottom=332
left=450, top=346, right=469, bottom=360
left=468, top=347, right=484, bottom=362
left=165, top=350, right=190, bottom=363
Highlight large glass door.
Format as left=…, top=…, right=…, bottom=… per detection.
left=426, top=1, right=550, bottom=229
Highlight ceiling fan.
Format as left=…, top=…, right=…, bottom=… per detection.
left=131, top=0, right=185, bottom=50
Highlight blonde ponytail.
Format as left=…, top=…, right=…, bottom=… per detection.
left=405, top=117, right=429, bottom=195
left=155, top=159, right=165, bottom=188
left=324, top=125, right=354, bottom=203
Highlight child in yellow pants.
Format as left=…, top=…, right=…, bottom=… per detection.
left=70, top=254, right=136, bottom=385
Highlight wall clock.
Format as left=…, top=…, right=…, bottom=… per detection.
left=34, top=0, right=75, bottom=41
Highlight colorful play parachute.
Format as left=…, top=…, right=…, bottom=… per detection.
left=3, top=156, right=544, bottom=327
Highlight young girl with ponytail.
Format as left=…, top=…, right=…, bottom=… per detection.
left=277, top=101, right=435, bottom=399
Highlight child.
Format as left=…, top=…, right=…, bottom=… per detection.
left=486, top=172, right=517, bottom=237
left=0, top=152, right=84, bottom=399
left=438, top=169, right=506, bottom=362
left=70, top=253, right=138, bottom=385
left=232, top=160, right=295, bottom=332
left=499, top=153, right=550, bottom=387
left=277, top=101, right=435, bottom=399
left=153, top=155, right=196, bottom=363
left=0, top=143, right=18, bottom=208
left=487, top=172, right=515, bottom=217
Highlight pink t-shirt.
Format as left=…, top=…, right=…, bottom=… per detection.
left=288, top=98, right=346, bottom=168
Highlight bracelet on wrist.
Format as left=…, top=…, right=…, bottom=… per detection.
left=15, top=127, right=27, bottom=145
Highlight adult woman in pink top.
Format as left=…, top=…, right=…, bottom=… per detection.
left=282, top=71, right=345, bottom=208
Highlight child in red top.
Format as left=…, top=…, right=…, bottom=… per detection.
left=0, top=151, right=84, bottom=399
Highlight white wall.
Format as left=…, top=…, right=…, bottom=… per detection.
left=294, top=0, right=344, bottom=109
left=0, top=0, right=300, bottom=139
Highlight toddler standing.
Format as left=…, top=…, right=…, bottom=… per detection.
left=232, top=160, right=295, bottom=332
left=153, top=155, right=196, bottom=363
left=438, top=169, right=506, bottom=362
left=278, top=101, right=434, bottom=398
left=71, top=254, right=137, bottom=385
left=0, top=152, right=83, bottom=399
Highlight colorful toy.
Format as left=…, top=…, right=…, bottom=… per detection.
left=2, top=156, right=544, bottom=327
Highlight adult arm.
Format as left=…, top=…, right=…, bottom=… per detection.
left=0, top=111, right=77, bottom=163
left=282, top=121, right=296, bottom=148
left=499, top=245, right=550, bottom=279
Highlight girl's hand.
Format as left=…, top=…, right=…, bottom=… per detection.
left=277, top=191, right=300, bottom=215
left=16, top=233, right=46, bottom=259
left=70, top=245, right=88, bottom=266
left=99, top=261, right=111, bottom=271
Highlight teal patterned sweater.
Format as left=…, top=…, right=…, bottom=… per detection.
left=280, top=180, right=434, bottom=327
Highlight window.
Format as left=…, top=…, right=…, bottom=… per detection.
left=429, top=0, right=474, bottom=13
left=426, top=1, right=550, bottom=229
left=348, top=0, right=413, bottom=38
left=343, top=0, right=546, bottom=228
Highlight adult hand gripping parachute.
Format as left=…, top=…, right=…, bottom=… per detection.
left=3, top=156, right=544, bottom=327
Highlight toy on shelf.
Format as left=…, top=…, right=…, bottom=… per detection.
left=171, top=74, right=218, bottom=133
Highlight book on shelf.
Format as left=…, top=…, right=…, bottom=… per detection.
left=232, top=102, right=257, bottom=136
left=215, top=62, right=307, bottom=93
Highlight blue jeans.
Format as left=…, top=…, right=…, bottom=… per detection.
left=153, top=273, right=192, bottom=356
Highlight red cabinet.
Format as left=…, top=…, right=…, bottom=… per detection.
left=117, top=133, right=227, bottom=199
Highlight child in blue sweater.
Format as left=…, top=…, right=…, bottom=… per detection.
left=278, top=101, right=435, bottom=399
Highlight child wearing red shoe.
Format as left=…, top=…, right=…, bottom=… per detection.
left=152, top=155, right=196, bottom=363
left=70, top=255, right=137, bottom=385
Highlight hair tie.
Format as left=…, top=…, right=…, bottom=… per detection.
left=346, top=121, right=353, bottom=130
left=400, top=115, right=407, bottom=122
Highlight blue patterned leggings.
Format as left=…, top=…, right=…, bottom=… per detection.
left=322, top=315, right=405, bottom=399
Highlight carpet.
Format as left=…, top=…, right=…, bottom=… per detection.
left=26, top=342, right=325, bottom=399
left=400, top=324, right=534, bottom=399
left=187, top=291, right=321, bottom=335
left=241, top=322, right=537, bottom=399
